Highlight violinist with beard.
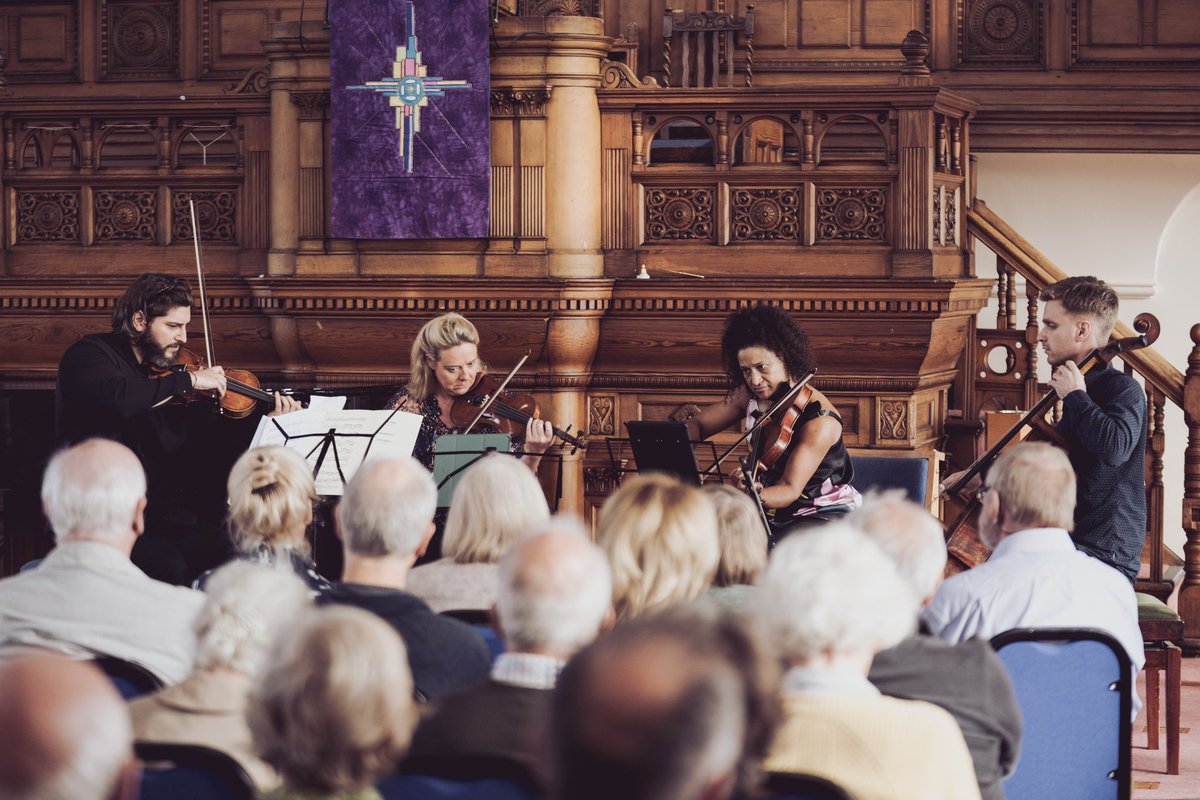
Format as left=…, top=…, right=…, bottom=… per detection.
left=55, top=273, right=300, bottom=584
left=686, top=305, right=860, bottom=542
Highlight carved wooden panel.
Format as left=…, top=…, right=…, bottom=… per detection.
left=957, top=0, right=1042, bottom=66
left=603, top=148, right=633, bottom=250
left=522, top=165, right=545, bottom=238
left=644, top=187, right=715, bottom=241
left=202, top=0, right=311, bottom=78
left=172, top=190, right=237, bottom=242
left=730, top=188, right=802, bottom=241
left=0, top=5, right=78, bottom=82
left=755, top=0, right=927, bottom=64
left=94, top=190, right=157, bottom=242
left=101, top=0, right=179, bottom=80
left=587, top=393, right=617, bottom=436
left=815, top=187, right=887, bottom=242
left=16, top=191, right=80, bottom=242
left=491, top=166, right=514, bottom=238
left=1072, top=0, right=1200, bottom=67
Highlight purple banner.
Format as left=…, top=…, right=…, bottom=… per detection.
left=330, top=0, right=490, bottom=239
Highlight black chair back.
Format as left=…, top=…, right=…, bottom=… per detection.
left=93, top=655, right=164, bottom=700
left=761, top=771, right=855, bottom=800
left=136, top=742, right=256, bottom=800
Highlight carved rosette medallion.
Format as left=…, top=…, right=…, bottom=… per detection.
left=17, top=191, right=80, bottom=242
left=732, top=188, right=801, bottom=241
left=645, top=188, right=714, bottom=241
left=490, top=88, right=552, bottom=119
left=962, top=0, right=1039, bottom=63
left=588, top=395, right=616, bottom=436
left=172, top=191, right=236, bottom=242
left=289, top=92, right=331, bottom=120
left=103, top=1, right=178, bottom=77
left=816, top=188, right=886, bottom=242
left=96, top=190, right=156, bottom=241
left=879, top=400, right=908, bottom=440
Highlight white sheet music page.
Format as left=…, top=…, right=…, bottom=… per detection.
left=248, top=405, right=423, bottom=495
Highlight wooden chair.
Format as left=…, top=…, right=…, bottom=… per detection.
left=1137, top=592, right=1182, bottom=775
left=662, top=3, right=755, bottom=88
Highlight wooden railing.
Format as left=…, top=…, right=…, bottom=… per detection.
left=966, top=199, right=1200, bottom=652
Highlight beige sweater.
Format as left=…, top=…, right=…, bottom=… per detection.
left=765, top=691, right=982, bottom=800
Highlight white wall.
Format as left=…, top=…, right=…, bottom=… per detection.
left=972, top=152, right=1200, bottom=556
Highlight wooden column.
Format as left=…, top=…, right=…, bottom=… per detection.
left=263, top=22, right=329, bottom=276
left=1181, top=324, right=1200, bottom=652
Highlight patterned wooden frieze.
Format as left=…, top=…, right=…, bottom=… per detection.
left=172, top=190, right=237, bottom=242
left=731, top=188, right=802, bottom=241
left=644, top=187, right=715, bottom=241
left=933, top=186, right=943, bottom=245
left=959, top=0, right=1042, bottom=66
left=16, top=191, right=80, bottom=242
left=95, top=190, right=157, bottom=242
left=101, top=0, right=180, bottom=79
left=816, top=188, right=887, bottom=242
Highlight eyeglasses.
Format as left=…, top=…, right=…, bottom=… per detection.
left=975, top=484, right=993, bottom=502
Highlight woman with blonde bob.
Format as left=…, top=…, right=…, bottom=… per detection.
left=702, top=483, right=768, bottom=610
left=247, top=605, right=419, bottom=800
left=196, top=445, right=328, bottom=593
left=406, top=452, right=550, bottom=613
left=386, top=312, right=554, bottom=471
left=596, top=473, right=720, bottom=621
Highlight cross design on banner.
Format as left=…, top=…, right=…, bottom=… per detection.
left=346, top=1, right=472, bottom=173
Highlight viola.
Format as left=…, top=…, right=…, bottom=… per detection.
left=449, top=373, right=587, bottom=453
left=154, top=347, right=280, bottom=419
left=941, top=312, right=1161, bottom=573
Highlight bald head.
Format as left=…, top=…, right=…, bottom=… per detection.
left=496, top=525, right=613, bottom=657
left=551, top=626, right=745, bottom=800
left=0, top=658, right=133, bottom=800
left=850, top=491, right=947, bottom=603
left=42, top=439, right=146, bottom=548
left=338, top=456, right=437, bottom=558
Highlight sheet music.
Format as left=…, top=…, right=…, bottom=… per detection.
left=249, top=407, right=423, bottom=495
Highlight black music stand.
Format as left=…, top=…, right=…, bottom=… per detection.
left=624, top=420, right=723, bottom=486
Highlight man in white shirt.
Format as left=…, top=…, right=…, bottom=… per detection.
left=0, top=438, right=204, bottom=685
left=924, top=442, right=1144, bottom=705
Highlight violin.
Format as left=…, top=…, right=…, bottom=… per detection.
left=154, top=347, right=280, bottom=419
left=449, top=373, right=587, bottom=453
left=941, top=312, right=1161, bottom=573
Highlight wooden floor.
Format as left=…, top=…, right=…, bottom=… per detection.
left=1133, top=655, right=1199, bottom=799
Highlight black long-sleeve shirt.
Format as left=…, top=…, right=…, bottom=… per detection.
left=1056, top=363, right=1147, bottom=581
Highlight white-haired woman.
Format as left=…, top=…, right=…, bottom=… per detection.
left=195, top=445, right=329, bottom=593
left=387, top=312, right=554, bottom=471
left=756, top=523, right=981, bottom=800
left=596, top=473, right=719, bottom=621
left=406, top=452, right=550, bottom=613
left=247, top=605, right=419, bottom=800
left=702, top=483, right=768, bottom=611
left=129, top=562, right=311, bottom=792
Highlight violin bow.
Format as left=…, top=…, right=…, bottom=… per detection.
left=461, top=351, right=530, bottom=435
left=700, top=369, right=817, bottom=478
left=188, top=198, right=216, bottom=368
left=739, top=454, right=775, bottom=540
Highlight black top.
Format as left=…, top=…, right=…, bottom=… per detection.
left=387, top=386, right=524, bottom=471
left=869, top=626, right=1023, bottom=800
left=320, top=582, right=491, bottom=701
left=407, top=679, right=552, bottom=769
left=756, top=399, right=855, bottom=524
left=1057, top=363, right=1148, bottom=581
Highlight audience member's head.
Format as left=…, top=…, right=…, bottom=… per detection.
left=756, top=523, right=916, bottom=670
left=496, top=526, right=613, bottom=659
left=979, top=441, right=1076, bottom=548
left=0, top=657, right=135, bottom=800
left=41, top=438, right=146, bottom=551
left=337, top=455, right=437, bottom=561
left=597, top=473, right=719, bottom=620
left=443, top=452, right=550, bottom=565
left=701, top=484, right=767, bottom=587
left=549, top=609, right=748, bottom=800
left=191, top=561, right=311, bottom=675
left=226, top=446, right=316, bottom=558
left=850, top=490, right=947, bottom=604
left=246, top=605, right=419, bottom=795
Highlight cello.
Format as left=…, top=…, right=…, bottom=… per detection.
left=941, top=312, right=1160, bottom=573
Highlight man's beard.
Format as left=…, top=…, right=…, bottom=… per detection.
left=133, top=329, right=179, bottom=370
